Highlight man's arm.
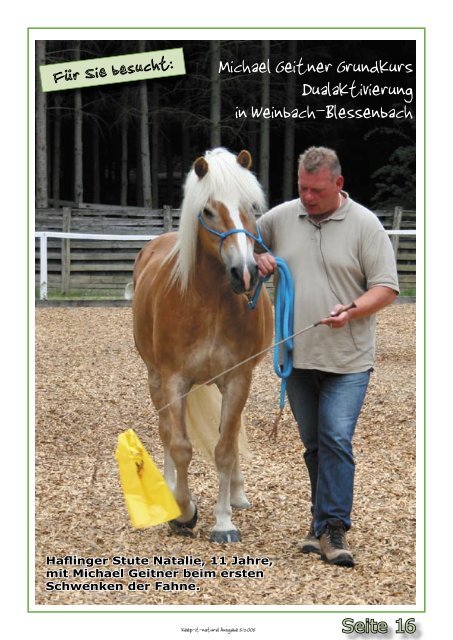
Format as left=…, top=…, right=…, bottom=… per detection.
left=319, top=286, right=398, bottom=329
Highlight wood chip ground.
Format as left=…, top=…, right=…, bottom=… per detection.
left=34, top=304, right=416, bottom=607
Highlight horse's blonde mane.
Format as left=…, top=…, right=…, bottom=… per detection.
left=167, top=148, right=266, bottom=292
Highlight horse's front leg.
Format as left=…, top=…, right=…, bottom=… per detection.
left=162, top=374, right=198, bottom=534
left=230, top=457, right=250, bottom=509
left=211, top=373, right=251, bottom=543
left=147, top=368, right=176, bottom=494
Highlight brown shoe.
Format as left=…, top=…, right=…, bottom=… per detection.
left=298, top=521, right=321, bottom=555
left=319, top=519, right=355, bottom=567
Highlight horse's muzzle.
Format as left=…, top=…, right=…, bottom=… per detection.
left=228, top=262, right=259, bottom=294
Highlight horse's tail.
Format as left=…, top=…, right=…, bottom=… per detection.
left=185, top=385, right=249, bottom=464
left=124, top=281, right=134, bottom=300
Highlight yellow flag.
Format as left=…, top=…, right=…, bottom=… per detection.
left=115, top=429, right=181, bottom=528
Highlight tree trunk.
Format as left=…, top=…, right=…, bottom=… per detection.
left=93, top=105, right=101, bottom=203
left=136, top=125, right=142, bottom=206
left=36, top=41, right=48, bottom=208
left=138, top=41, right=152, bottom=207
left=247, top=124, right=258, bottom=170
left=120, top=89, right=129, bottom=206
left=282, top=41, right=297, bottom=201
left=166, top=140, right=174, bottom=207
left=52, top=92, right=62, bottom=203
left=181, top=90, right=191, bottom=172
left=182, top=123, right=190, bottom=174
left=74, top=42, right=83, bottom=204
left=151, top=83, right=159, bottom=208
left=259, top=40, right=270, bottom=198
left=210, top=41, right=221, bottom=147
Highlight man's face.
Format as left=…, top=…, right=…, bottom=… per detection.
left=298, top=166, right=344, bottom=216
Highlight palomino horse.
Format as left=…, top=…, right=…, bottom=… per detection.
left=132, top=148, right=273, bottom=542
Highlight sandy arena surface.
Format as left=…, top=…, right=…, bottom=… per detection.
left=34, top=303, right=416, bottom=608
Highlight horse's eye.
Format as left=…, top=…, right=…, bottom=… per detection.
left=203, top=208, right=214, bottom=218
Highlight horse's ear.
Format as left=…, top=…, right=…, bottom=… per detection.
left=237, top=150, right=252, bottom=170
left=194, top=156, right=209, bottom=179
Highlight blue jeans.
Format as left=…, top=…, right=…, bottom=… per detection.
left=286, top=368, right=371, bottom=537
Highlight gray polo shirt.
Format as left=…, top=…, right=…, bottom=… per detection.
left=257, top=195, right=399, bottom=373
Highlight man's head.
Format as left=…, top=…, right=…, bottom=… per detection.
left=297, top=146, right=344, bottom=216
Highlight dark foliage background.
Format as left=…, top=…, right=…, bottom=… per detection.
left=38, top=39, right=416, bottom=210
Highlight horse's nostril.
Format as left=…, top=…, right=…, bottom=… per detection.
left=230, top=267, right=242, bottom=283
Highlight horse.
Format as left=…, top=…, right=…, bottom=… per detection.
left=132, top=148, right=273, bottom=543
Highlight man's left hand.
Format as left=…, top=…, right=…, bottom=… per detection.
left=319, top=304, right=353, bottom=329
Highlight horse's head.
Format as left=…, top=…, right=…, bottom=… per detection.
left=192, top=149, right=265, bottom=295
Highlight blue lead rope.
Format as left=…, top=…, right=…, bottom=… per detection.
left=248, top=255, right=295, bottom=410
left=272, top=258, right=295, bottom=409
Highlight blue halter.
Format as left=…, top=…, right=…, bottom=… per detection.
left=197, top=211, right=294, bottom=410
left=197, top=211, right=269, bottom=252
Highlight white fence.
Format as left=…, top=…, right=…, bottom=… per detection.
left=35, top=231, right=157, bottom=300
left=35, top=230, right=416, bottom=300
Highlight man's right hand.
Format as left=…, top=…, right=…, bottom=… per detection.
left=254, top=252, right=277, bottom=277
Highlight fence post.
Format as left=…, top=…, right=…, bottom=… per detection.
left=391, top=206, right=403, bottom=259
left=39, top=234, right=48, bottom=300
left=163, top=205, right=173, bottom=232
left=61, top=207, right=71, bottom=294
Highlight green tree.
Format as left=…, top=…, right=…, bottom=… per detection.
left=370, top=145, right=415, bottom=209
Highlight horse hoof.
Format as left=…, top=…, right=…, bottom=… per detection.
left=169, top=506, right=198, bottom=536
left=209, top=529, right=241, bottom=543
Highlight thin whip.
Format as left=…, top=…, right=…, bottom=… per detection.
left=156, top=301, right=356, bottom=415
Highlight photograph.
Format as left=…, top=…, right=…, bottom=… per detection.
left=31, top=28, right=420, bottom=617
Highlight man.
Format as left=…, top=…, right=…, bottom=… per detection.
left=255, top=147, right=399, bottom=567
